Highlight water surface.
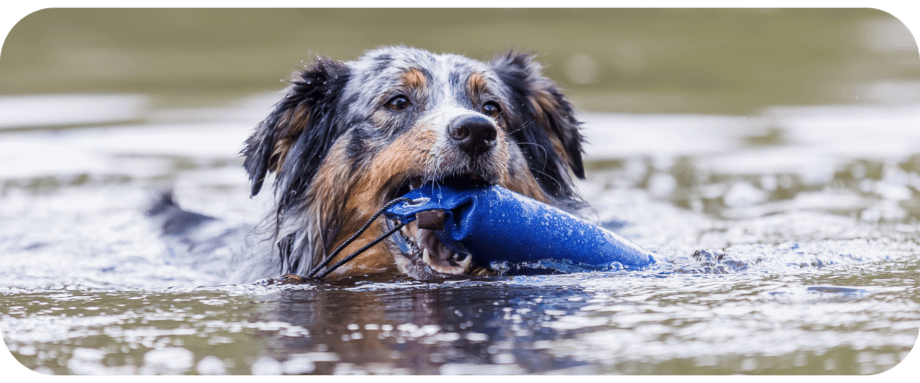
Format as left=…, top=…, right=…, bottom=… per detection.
left=1, top=8, right=919, bottom=375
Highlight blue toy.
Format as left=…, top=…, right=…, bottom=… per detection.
left=385, top=183, right=657, bottom=272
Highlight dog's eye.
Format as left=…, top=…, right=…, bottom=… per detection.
left=386, top=95, right=411, bottom=111
left=482, top=101, right=501, bottom=118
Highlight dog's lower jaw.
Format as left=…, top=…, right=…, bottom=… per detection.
left=390, top=246, right=461, bottom=281
left=386, top=219, right=479, bottom=280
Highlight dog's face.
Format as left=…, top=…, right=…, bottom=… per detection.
left=244, top=47, right=585, bottom=280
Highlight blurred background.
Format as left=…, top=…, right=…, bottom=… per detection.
left=2, top=9, right=920, bottom=375
left=2, top=8, right=920, bottom=221
left=2, top=8, right=918, bottom=114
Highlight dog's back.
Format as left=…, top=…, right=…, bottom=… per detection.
left=146, top=191, right=278, bottom=283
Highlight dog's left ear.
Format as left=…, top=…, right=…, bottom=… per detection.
left=490, top=52, right=585, bottom=199
left=242, top=58, right=350, bottom=197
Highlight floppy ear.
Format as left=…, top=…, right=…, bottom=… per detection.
left=490, top=51, right=585, bottom=200
left=242, top=58, right=350, bottom=197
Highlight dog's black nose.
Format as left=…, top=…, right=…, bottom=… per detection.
left=449, top=115, right=497, bottom=157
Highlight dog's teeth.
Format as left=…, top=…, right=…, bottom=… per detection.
left=422, top=248, right=431, bottom=265
left=457, top=254, right=472, bottom=271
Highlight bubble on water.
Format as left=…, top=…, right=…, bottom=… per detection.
left=647, top=172, right=676, bottom=198
left=196, top=355, right=226, bottom=375
left=251, top=356, right=282, bottom=375
left=723, top=181, right=767, bottom=208
left=141, top=347, right=194, bottom=374
left=281, top=356, right=316, bottom=375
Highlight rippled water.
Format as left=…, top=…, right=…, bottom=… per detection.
left=3, top=7, right=920, bottom=375
left=1, top=92, right=918, bottom=375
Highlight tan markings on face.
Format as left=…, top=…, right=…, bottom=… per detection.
left=402, top=67, right=427, bottom=90
left=308, top=140, right=401, bottom=278
left=530, top=89, right=573, bottom=169
left=484, top=125, right=512, bottom=183
left=370, top=68, right=431, bottom=128
left=313, top=124, right=440, bottom=278
left=321, top=224, right=400, bottom=279
left=466, top=72, right=488, bottom=106
left=499, top=159, right=553, bottom=204
left=361, top=124, right=440, bottom=205
left=305, top=139, right=355, bottom=258
left=271, top=104, right=311, bottom=172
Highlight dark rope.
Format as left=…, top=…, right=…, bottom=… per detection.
left=315, top=222, right=407, bottom=279
left=307, top=197, right=412, bottom=278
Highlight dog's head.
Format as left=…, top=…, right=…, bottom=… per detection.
left=243, top=46, right=585, bottom=280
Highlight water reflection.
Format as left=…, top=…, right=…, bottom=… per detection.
left=2, top=8, right=920, bottom=375
left=3, top=97, right=919, bottom=373
left=255, top=281, right=584, bottom=374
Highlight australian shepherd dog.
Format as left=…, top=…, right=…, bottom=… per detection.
left=150, top=46, right=587, bottom=282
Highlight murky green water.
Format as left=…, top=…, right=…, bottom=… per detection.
left=1, top=8, right=919, bottom=375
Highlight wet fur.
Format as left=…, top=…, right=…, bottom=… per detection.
left=164, top=47, right=588, bottom=281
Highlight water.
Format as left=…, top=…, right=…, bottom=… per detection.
left=1, top=93, right=918, bottom=375
left=2, top=8, right=919, bottom=375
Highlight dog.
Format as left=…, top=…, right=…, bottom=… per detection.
left=150, top=46, right=587, bottom=282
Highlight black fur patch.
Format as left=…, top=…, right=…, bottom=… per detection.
left=146, top=191, right=216, bottom=236
left=490, top=51, right=586, bottom=200
left=242, top=58, right=351, bottom=199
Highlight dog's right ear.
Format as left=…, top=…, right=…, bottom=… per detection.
left=242, top=58, right=350, bottom=197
